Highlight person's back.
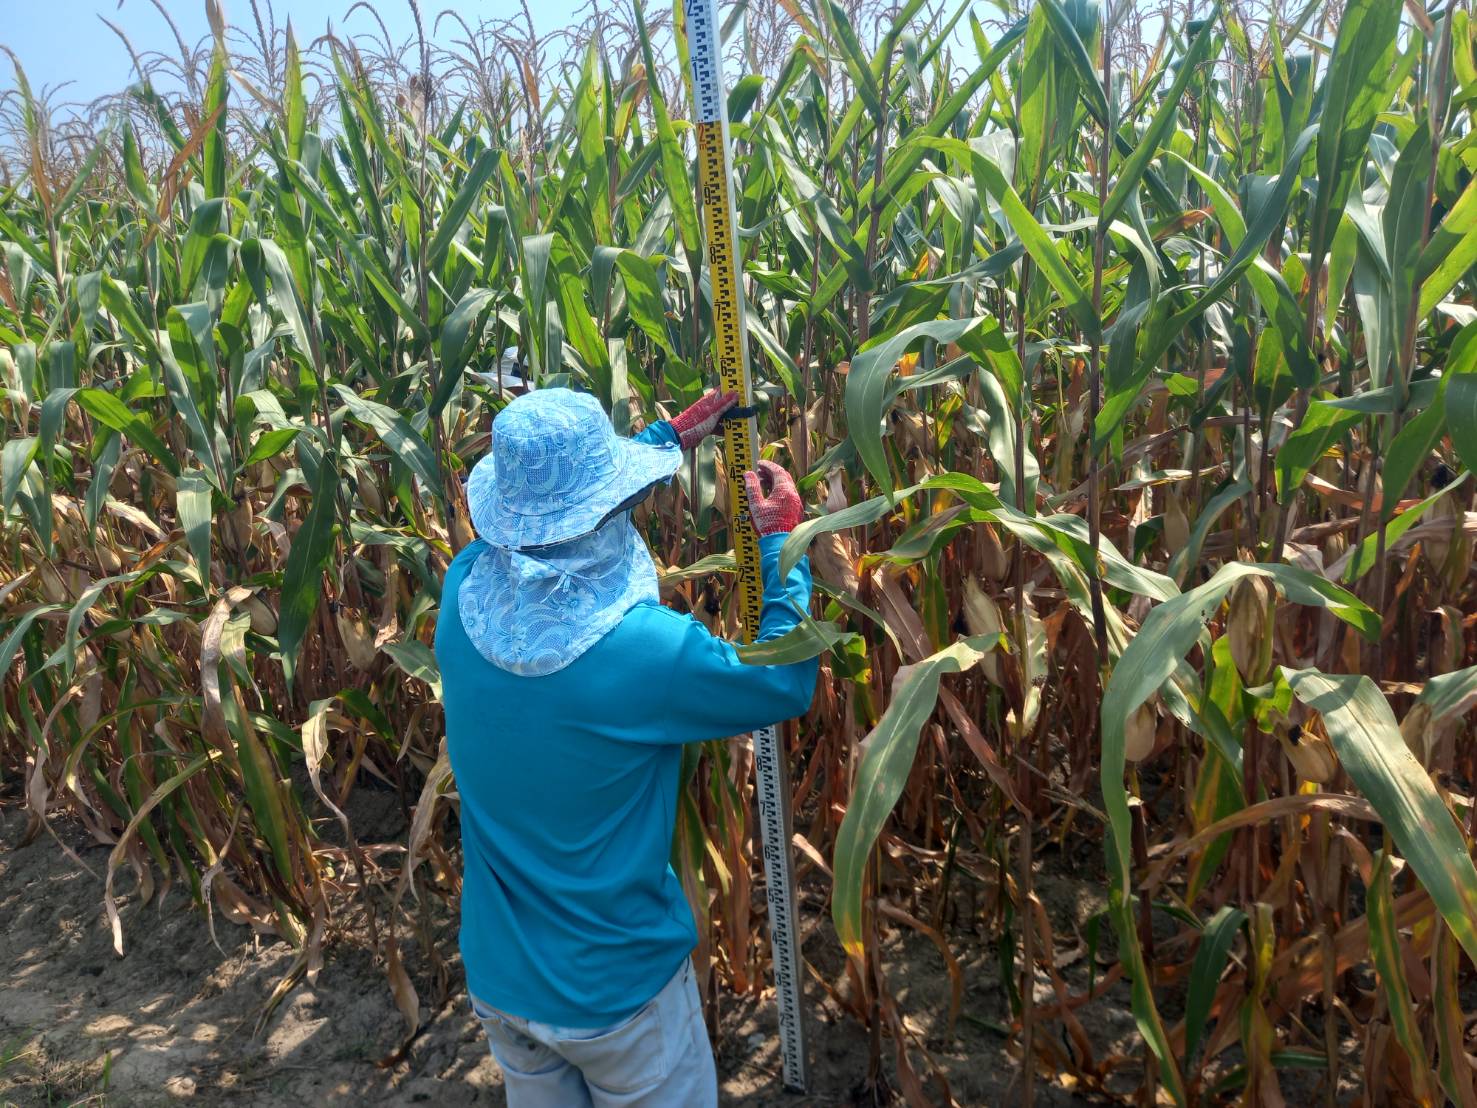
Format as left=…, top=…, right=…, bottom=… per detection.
left=436, top=387, right=816, bottom=1107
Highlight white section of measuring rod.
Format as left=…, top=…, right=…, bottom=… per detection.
left=751, top=723, right=808, bottom=1093
left=684, top=0, right=724, bottom=124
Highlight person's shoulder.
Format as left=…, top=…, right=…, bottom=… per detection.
left=609, top=600, right=715, bottom=656
left=447, top=540, right=486, bottom=575
left=618, top=599, right=696, bottom=634
left=441, top=540, right=487, bottom=601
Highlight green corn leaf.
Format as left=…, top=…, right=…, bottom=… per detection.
left=1366, top=850, right=1434, bottom=1104
left=243, top=427, right=301, bottom=467
left=615, top=252, right=676, bottom=358
left=736, top=620, right=853, bottom=665
left=833, top=635, right=997, bottom=960
left=284, top=24, right=306, bottom=163
left=1184, top=906, right=1246, bottom=1062
left=1101, top=11, right=1220, bottom=229
left=1342, top=473, right=1471, bottom=583
left=1308, top=0, right=1402, bottom=270
left=240, top=238, right=314, bottom=364
left=380, top=639, right=442, bottom=699
left=1440, top=325, right=1477, bottom=474
left=1100, top=564, right=1377, bottom=1103
left=933, top=139, right=1098, bottom=338
left=427, top=148, right=499, bottom=272
left=436, top=288, right=498, bottom=416
left=1038, top=0, right=1109, bottom=127
left=176, top=469, right=213, bottom=580
left=161, top=309, right=225, bottom=490
left=1378, top=385, right=1450, bottom=520
left=202, top=31, right=229, bottom=200
left=1415, top=665, right=1477, bottom=723
left=1417, top=168, right=1477, bottom=317
left=1288, top=669, right=1477, bottom=965
left=1016, top=4, right=1061, bottom=203
left=1385, top=121, right=1434, bottom=361
left=228, top=694, right=295, bottom=883
left=332, top=384, right=444, bottom=497
left=1434, top=924, right=1477, bottom=1108
left=1276, top=400, right=1362, bottom=502
left=84, top=433, right=121, bottom=531
left=780, top=483, right=926, bottom=580
left=277, top=457, right=339, bottom=681
left=71, top=388, right=176, bottom=474
left=845, top=318, right=993, bottom=494
left=637, top=0, right=700, bottom=259
left=280, top=160, right=429, bottom=346
left=1, top=435, right=38, bottom=517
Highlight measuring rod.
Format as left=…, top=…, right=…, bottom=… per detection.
left=683, top=0, right=809, bottom=1092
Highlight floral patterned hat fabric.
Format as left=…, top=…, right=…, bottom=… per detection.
left=467, top=388, right=681, bottom=551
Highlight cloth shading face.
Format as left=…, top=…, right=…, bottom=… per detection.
left=459, top=516, right=659, bottom=676
left=459, top=388, right=677, bottom=676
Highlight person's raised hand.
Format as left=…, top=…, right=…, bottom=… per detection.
left=742, top=460, right=803, bottom=536
left=669, top=389, right=739, bottom=450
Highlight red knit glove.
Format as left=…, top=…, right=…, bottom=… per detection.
left=669, top=390, right=739, bottom=450
left=743, top=460, right=804, bottom=536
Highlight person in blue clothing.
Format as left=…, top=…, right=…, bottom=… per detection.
left=435, top=385, right=818, bottom=1107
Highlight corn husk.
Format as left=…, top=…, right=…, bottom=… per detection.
left=979, top=524, right=1009, bottom=582
left=823, top=474, right=849, bottom=514
left=1441, top=527, right=1474, bottom=596
left=1321, top=530, right=1348, bottom=566
left=962, top=578, right=1003, bottom=684
left=337, top=608, right=379, bottom=671
left=811, top=531, right=859, bottom=594
left=95, top=540, right=122, bottom=575
left=1164, top=490, right=1190, bottom=554
left=224, top=498, right=254, bottom=551
left=450, top=503, right=476, bottom=549
left=244, top=596, right=278, bottom=636
left=1227, top=575, right=1275, bottom=685
left=1124, top=704, right=1157, bottom=762
left=37, top=560, right=69, bottom=603
left=1279, top=722, right=1338, bottom=784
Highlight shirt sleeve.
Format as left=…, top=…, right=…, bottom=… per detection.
left=633, top=421, right=679, bottom=447
left=659, top=532, right=818, bottom=744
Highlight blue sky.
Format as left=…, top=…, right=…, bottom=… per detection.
left=2, top=0, right=588, bottom=105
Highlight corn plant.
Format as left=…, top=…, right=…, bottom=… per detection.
left=2, top=0, right=1477, bottom=1102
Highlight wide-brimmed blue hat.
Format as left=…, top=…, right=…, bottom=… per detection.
left=467, top=388, right=680, bottom=550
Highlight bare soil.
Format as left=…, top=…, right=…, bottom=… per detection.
left=1, top=797, right=1136, bottom=1107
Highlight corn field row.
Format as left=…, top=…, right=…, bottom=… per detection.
left=3, top=0, right=1477, bottom=1102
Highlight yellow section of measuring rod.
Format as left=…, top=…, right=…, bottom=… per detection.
left=694, top=119, right=763, bottom=647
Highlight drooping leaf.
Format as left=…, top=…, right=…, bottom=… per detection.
left=333, top=385, right=444, bottom=497
left=833, top=636, right=997, bottom=959
left=1288, top=669, right=1477, bottom=964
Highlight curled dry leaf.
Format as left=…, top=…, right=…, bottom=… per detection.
left=811, top=531, right=859, bottom=595
left=1431, top=605, right=1464, bottom=674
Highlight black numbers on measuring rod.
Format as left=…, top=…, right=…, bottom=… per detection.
left=684, top=1, right=721, bottom=122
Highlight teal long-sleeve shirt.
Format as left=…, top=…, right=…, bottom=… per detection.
left=435, top=421, right=818, bottom=1028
